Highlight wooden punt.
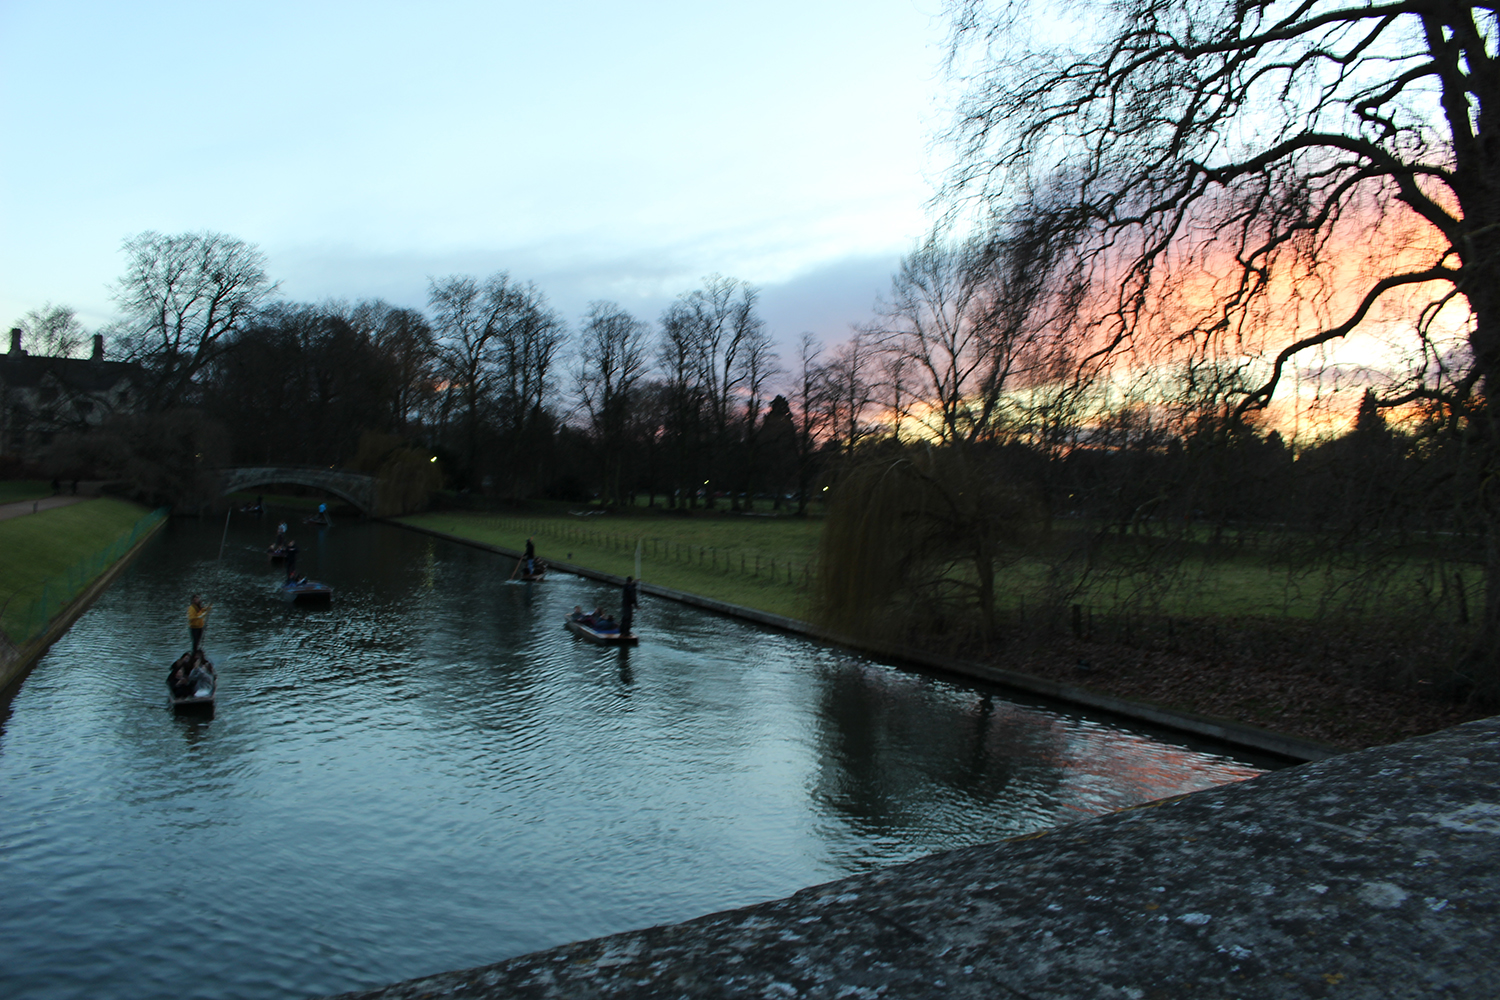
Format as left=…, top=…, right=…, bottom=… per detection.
left=564, top=618, right=639, bottom=646
left=512, top=557, right=547, bottom=582
left=281, top=579, right=334, bottom=603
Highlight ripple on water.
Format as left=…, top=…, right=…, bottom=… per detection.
left=0, top=518, right=1264, bottom=1000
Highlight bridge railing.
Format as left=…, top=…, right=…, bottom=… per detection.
left=217, top=468, right=377, bottom=513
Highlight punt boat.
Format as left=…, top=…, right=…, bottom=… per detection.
left=281, top=579, right=334, bottom=603
left=564, top=617, right=638, bottom=646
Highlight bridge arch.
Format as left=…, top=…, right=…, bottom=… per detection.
left=218, top=467, right=378, bottom=515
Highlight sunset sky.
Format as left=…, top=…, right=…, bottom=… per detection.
left=0, top=0, right=952, bottom=349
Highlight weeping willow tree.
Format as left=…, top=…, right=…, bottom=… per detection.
left=350, top=431, right=444, bottom=516
left=814, top=444, right=1041, bottom=650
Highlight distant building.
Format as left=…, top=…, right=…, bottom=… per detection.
left=0, top=328, right=141, bottom=463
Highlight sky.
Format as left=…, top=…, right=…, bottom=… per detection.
left=0, top=0, right=956, bottom=353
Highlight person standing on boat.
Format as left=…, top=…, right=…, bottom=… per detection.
left=524, top=537, right=536, bottom=576
left=187, top=595, right=212, bottom=652
left=620, top=576, right=639, bottom=636
left=284, top=540, right=299, bottom=582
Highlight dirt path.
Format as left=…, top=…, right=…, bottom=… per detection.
left=0, top=495, right=92, bottom=523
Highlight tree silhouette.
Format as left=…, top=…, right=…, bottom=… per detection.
left=946, top=0, right=1500, bottom=694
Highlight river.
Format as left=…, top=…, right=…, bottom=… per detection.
left=0, top=516, right=1264, bottom=1000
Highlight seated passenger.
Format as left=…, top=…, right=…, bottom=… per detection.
left=168, top=656, right=195, bottom=698
left=186, top=653, right=215, bottom=695
left=569, top=605, right=585, bottom=622
left=187, top=664, right=214, bottom=695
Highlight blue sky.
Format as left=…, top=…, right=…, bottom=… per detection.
left=0, top=0, right=954, bottom=350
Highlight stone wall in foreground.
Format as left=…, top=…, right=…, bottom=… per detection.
left=318, top=716, right=1500, bottom=999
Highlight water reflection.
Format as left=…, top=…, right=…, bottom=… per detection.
left=0, top=516, right=1263, bottom=1000
left=809, top=660, right=1071, bottom=865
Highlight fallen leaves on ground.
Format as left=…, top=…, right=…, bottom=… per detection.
left=991, top=638, right=1489, bottom=751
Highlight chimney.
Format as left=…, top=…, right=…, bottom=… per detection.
left=92, top=333, right=104, bottom=361
left=8, top=328, right=21, bottom=355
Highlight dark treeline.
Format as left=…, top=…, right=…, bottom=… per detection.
left=77, top=231, right=879, bottom=510
left=45, top=229, right=1457, bottom=547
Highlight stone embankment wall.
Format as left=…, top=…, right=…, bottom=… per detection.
left=320, top=715, right=1500, bottom=1000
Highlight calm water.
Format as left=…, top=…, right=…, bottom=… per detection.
left=0, top=517, right=1264, bottom=1000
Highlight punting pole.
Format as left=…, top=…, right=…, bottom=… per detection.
left=217, top=507, right=232, bottom=560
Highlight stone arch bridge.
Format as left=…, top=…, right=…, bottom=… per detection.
left=218, top=467, right=378, bottom=515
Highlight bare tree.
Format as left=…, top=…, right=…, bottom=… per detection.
left=686, top=275, right=763, bottom=437
left=878, top=348, right=912, bottom=445
left=651, top=275, right=770, bottom=506
left=791, top=332, right=832, bottom=514
left=671, top=275, right=770, bottom=506
left=350, top=299, right=437, bottom=434
left=821, top=330, right=879, bottom=455
left=429, top=273, right=568, bottom=494
left=732, top=317, right=782, bottom=509
left=944, top=0, right=1500, bottom=691
left=574, top=301, right=650, bottom=505
left=428, top=273, right=525, bottom=482
left=13, top=303, right=87, bottom=358
left=110, top=231, right=276, bottom=408
left=877, top=222, right=1082, bottom=448
left=656, top=298, right=708, bottom=507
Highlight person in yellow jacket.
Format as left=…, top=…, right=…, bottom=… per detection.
left=187, top=594, right=212, bottom=652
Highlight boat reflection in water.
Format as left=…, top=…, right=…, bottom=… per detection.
left=0, top=518, right=1265, bottom=1000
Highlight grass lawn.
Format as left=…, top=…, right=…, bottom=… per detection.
left=0, top=481, right=54, bottom=504
left=398, top=510, right=824, bottom=620
left=1039, top=531, right=1477, bottom=622
left=0, top=498, right=155, bottom=641
left=399, top=508, right=1471, bottom=627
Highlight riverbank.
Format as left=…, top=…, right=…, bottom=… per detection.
left=399, top=510, right=820, bottom=619
left=396, top=511, right=1486, bottom=753
left=0, top=499, right=165, bottom=692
